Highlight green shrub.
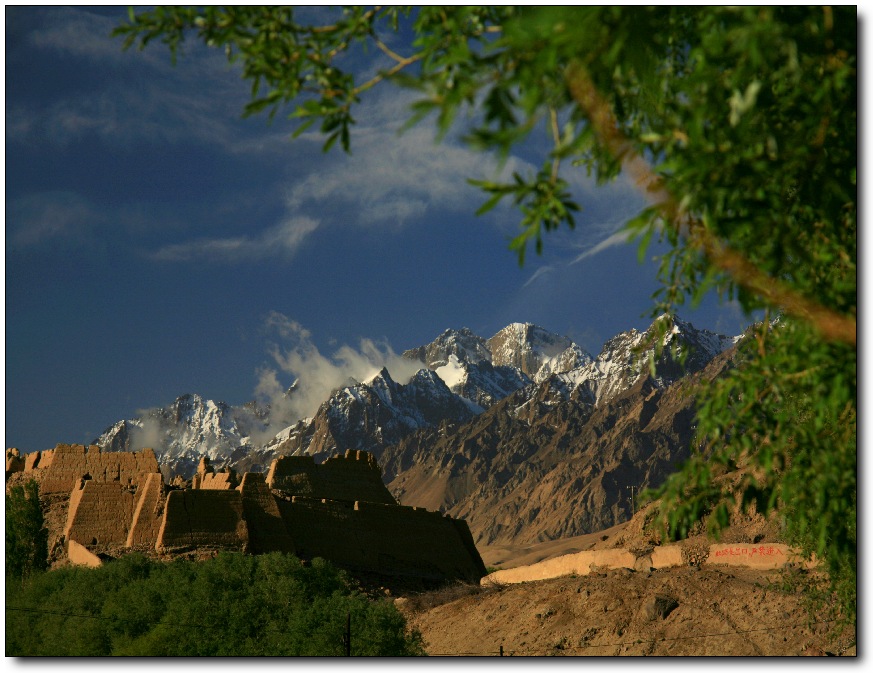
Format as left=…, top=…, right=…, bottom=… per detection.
left=5, top=552, right=425, bottom=656
left=5, top=479, right=49, bottom=582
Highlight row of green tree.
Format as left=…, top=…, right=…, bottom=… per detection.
left=6, top=549, right=425, bottom=656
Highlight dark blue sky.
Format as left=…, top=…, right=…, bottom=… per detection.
left=6, top=6, right=752, bottom=452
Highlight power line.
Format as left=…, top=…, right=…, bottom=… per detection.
left=7, top=604, right=837, bottom=657
left=425, top=619, right=835, bottom=656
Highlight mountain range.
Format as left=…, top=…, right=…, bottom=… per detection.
left=94, top=315, right=741, bottom=545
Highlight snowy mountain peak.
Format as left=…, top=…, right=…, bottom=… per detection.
left=486, top=322, right=578, bottom=378
left=402, top=327, right=490, bottom=368
left=94, top=315, right=742, bottom=479
left=362, top=367, right=395, bottom=387
left=94, top=392, right=252, bottom=478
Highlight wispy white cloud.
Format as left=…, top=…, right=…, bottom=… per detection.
left=522, top=265, right=555, bottom=289
left=571, top=229, right=634, bottom=264
left=285, top=89, right=534, bottom=227
left=26, top=7, right=128, bottom=61
left=8, top=192, right=102, bottom=248
left=251, top=312, right=423, bottom=438
left=8, top=7, right=254, bottom=151
left=150, top=215, right=320, bottom=263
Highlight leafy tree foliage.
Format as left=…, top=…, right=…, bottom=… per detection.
left=114, top=7, right=856, bottom=623
left=5, top=552, right=425, bottom=656
left=5, top=479, right=49, bottom=582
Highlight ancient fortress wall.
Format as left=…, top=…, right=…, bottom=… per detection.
left=30, top=444, right=159, bottom=495
left=64, top=480, right=138, bottom=550
left=239, top=472, right=296, bottom=555
left=6, top=448, right=24, bottom=475
left=156, top=490, right=248, bottom=552
left=67, top=539, right=103, bottom=568
left=199, top=472, right=235, bottom=490
left=24, top=451, right=42, bottom=471
left=266, top=450, right=396, bottom=505
left=126, top=473, right=165, bottom=549
left=13, top=445, right=484, bottom=583
left=277, top=497, right=486, bottom=582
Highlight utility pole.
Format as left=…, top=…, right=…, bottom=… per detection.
left=626, top=485, right=637, bottom=517
left=343, top=611, right=351, bottom=656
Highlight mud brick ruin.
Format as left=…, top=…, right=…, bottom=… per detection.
left=5, top=445, right=486, bottom=583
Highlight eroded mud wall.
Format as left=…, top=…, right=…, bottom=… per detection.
left=64, top=480, right=138, bottom=550
left=266, top=450, right=396, bottom=505
left=37, top=445, right=159, bottom=495
left=156, top=490, right=248, bottom=552
left=277, top=496, right=486, bottom=582
left=239, top=472, right=296, bottom=555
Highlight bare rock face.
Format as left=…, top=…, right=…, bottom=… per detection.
left=383, top=346, right=737, bottom=548
left=402, top=327, right=491, bottom=369
left=486, top=323, right=578, bottom=378
left=271, top=368, right=478, bottom=463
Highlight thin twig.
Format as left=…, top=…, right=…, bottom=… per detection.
left=353, top=52, right=424, bottom=96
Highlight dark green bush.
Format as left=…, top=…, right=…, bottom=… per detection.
left=5, top=479, right=49, bottom=582
left=6, top=552, right=425, bottom=656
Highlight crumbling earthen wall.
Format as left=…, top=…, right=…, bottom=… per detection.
left=200, top=472, right=235, bottom=490
left=277, top=496, right=486, bottom=582
left=266, top=450, right=396, bottom=505
left=126, top=473, right=166, bottom=549
left=156, top=490, right=248, bottom=552
left=239, top=472, right=295, bottom=555
left=64, top=480, right=138, bottom=550
left=38, top=444, right=160, bottom=495
left=24, top=451, right=42, bottom=471
left=37, top=446, right=484, bottom=584
left=67, top=539, right=103, bottom=568
left=37, top=448, right=56, bottom=469
left=6, top=448, right=24, bottom=476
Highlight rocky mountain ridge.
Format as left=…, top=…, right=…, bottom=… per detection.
left=93, top=316, right=742, bottom=545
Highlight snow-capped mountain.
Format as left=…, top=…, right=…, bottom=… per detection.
left=404, top=322, right=587, bottom=405
left=547, top=315, right=740, bottom=407
left=402, top=327, right=491, bottom=369
left=434, top=356, right=533, bottom=410
left=486, top=322, right=587, bottom=380
left=95, top=393, right=267, bottom=477
left=266, top=367, right=478, bottom=462
left=93, top=316, right=740, bottom=479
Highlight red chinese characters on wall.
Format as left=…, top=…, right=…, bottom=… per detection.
left=712, top=545, right=785, bottom=558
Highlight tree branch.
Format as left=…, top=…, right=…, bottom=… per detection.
left=564, top=62, right=856, bottom=347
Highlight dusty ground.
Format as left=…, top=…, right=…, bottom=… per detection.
left=394, top=508, right=856, bottom=657
left=399, top=564, right=854, bottom=657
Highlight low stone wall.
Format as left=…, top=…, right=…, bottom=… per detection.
left=266, top=450, right=396, bottom=505
left=704, top=543, right=810, bottom=570
left=482, top=542, right=811, bottom=586
left=156, top=490, right=248, bottom=552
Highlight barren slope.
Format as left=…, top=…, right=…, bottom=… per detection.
left=401, top=565, right=854, bottom=656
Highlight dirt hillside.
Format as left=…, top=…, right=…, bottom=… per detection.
left=393, top=509, right=855, bottom=657
left=400, top=564, right=854, bottom=656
